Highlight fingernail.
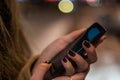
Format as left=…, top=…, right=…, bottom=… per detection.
left=44, top=61, right=51, bottom=64
left=68, top=50, right=75, bottom=57
left=83, top=40, right=90, bottom=48
left=63, top=57, right=67, bottom=63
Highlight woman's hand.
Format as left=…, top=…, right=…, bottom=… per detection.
left=31, top=28, right=106, bottom=80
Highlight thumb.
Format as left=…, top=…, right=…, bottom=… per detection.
left=31, top=62, right=51, bottom=80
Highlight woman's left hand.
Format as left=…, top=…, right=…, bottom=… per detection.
left=31, top=41, right=98, bottom=80
left=31, top=28, right=106, bottom=80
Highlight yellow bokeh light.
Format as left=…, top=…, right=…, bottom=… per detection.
left=58, top=0, right=74, bottom=13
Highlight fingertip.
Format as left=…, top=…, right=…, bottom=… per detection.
left=62, top=57, right=68, bottom=63
left=61, top=57, right=75, bottom=75
left=96, top=35, right=107, bottom=46
left=82, top=40, right=91, bottom=48
left=100, top=35, right=107, bottom=41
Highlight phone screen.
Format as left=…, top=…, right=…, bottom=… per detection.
left=71, top=23, right=106, bottom=55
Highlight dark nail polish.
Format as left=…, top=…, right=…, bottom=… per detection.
left=83, top=41, right=90, bottom=48
left=44, top=61, right=51, bottom=64
left=63, top=57, right=67, bottom=63
left=68, top=50, right=75, bottom=57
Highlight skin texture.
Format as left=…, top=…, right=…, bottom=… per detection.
left=31, top=28, right=106, bottom=80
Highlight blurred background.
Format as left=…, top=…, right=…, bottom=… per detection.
left=18, top=0, right=120, bottom=80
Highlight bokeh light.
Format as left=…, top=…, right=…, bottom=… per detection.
left=86, top=0, right=101, bottom=7
left=58, top=0, right=74, bottom=13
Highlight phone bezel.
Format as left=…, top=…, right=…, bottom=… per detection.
left=87, top=23, right=106, bottom=44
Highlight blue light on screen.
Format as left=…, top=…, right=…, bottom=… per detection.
left=88, top=27, right=100, bottom=41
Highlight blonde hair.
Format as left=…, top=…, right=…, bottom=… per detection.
left=0, top=0, right=31, bottom=80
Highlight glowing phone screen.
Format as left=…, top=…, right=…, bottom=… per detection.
left=72, top=26, right=101, bottom=54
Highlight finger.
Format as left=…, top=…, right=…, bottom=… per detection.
left=61, top=57, right=75, bottom=76
left=67, top=51, right=89, bottom=72
left=62, top=28, right=87, bottom=43
left=82, top=40, right=97, bottom=64
left=31, top=62, right=51, bottom=80
left=94, top=35, right=107, bottom=47
left=52, top=76, right=70, bottom=80
left=71, top=72, right=86, bottom=80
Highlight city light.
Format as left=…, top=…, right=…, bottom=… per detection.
left=58, top=0, right=74, bottom=13
left=86, top=0, right=101, bottom=7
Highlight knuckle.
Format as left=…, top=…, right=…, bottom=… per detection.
left=82, top=62, right=89, bottom=71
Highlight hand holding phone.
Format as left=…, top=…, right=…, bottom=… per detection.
left=44, top=22, right=106, bottom=79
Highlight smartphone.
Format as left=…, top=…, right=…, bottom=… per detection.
left=44, top=22, right=106, bottom=79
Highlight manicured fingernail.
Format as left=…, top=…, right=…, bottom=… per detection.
left=44, top=61, right=51, bottom=64
left=68, top=50, right=75, bottom=57
left=63, top=57, right=67, bottom=63
left=83, top=40, right=90, bottom=48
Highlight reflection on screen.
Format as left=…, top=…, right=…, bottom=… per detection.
left=88, top=27, right=100, bottom=41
